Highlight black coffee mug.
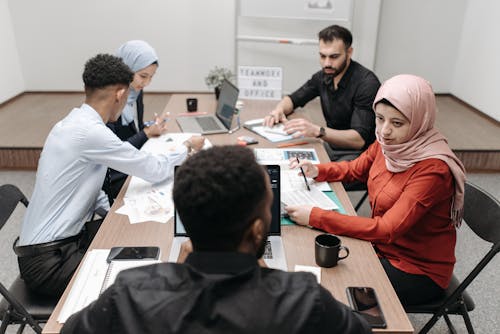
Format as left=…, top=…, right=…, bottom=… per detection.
left=186, top=98, right=198, bottom=112
left=315, top=234, right=349, bottom=268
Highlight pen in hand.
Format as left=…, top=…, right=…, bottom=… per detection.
left=144, top=112, right=169, bottom=127
left=296, top=157, right=311, bottom=191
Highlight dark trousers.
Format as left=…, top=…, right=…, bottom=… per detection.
left=380, top=258, right=445, bottom=306
left=17, top=219, right=103, bottom=298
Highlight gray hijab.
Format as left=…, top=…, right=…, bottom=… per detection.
left=116, top=40, right=158, bottom=126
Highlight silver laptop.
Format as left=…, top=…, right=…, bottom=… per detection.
left=176, top=79, right=239, bottom=134
left=168, top=165, right=288, bottom=271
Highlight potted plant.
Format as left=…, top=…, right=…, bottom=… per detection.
left=205, top=66, right=234, bottom=99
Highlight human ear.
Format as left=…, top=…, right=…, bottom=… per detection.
left=115, top=87, right=127, bottom=102
left=347, top=46, right=353, bottom=58
left=250, top=219, right=265, bottom=245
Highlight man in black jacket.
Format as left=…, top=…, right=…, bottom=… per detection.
left=62, top=146, right=370, bottom=334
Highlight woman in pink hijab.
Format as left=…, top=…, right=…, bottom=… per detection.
left=286, top=74, right=466, bottom=306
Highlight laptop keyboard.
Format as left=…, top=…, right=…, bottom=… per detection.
left=196, top=117, right=221, bottom=131
left=263, top=240, right=273, bottom=259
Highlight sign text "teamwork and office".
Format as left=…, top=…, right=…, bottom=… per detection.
left=238, top=66, right=282, bottom=100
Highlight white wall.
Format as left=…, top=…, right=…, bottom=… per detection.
left=237, top=0, right=381, bottom=95
left=0, top=0, right=24, bottom=103
left=2, top=0, right=499, bottom=121
left=374, top=0, right=467, bottom=93
left=451, top=1, right=500, bottom=122
left=7, top=0, right=235, bottom=93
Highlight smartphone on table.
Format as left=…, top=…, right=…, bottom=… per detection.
left=346, top=286, right=387, bottom=328
left=106, top=246, right=160, bottom=263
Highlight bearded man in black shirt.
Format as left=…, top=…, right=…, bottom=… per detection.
left=264, top=24, right=380, bottom=162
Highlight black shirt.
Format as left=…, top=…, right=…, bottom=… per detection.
left=289, top=60, right=380, bottom=150
left=62, top=252, right=371, bottom=334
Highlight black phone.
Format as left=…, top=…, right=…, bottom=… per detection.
left=106, top=246, right=160, bottom=263
left=346, top=287, right=387, bottom=328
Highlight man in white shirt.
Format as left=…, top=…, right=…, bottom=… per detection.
left=14, top=54, right=203, bottom=297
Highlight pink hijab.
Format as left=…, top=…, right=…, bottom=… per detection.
left=373, top=74, right=466, bottom=226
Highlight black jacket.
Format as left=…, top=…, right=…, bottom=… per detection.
left=62, top=252, right=371, bottom=334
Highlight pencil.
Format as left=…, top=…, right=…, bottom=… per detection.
left=277, top=141, right=309, bottom=148
left=297, top=157, right=311, bottom=191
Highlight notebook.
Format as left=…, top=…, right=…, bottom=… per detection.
left=176, top=79, right=239, bottom=134
left=168, top=165, right=288, bottom=271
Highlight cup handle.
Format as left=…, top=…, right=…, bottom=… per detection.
left=338, top=246, right=349, bottom=260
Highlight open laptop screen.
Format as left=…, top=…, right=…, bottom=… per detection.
left=174, top=165, right=281, bottom=237
left=215, top=79, right=239, bottom=129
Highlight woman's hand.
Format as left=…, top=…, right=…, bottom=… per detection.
left=289, top=158, right=319, bottom=179
left=285, top=205, right=313, bottom=227
left=144, top=114, right=169, bottom=138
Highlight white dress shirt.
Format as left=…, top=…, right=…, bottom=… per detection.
left=19, top=104, right=187, bottom=245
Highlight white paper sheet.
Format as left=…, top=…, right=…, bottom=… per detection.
left=116, top=133, right=212, bottom=224
left=282, top=186, right=338, bottom=210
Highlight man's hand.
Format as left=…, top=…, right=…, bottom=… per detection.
left=263, top=108, right=288, bottom=127
left=186, top=136, right=205, bottom=152
left=177, top=240, right=193, bottom=263
left=283, top=118, right=321, bottom=139
left=285, top=205, right=313, bottom=227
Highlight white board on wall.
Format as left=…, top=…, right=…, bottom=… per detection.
left=240, top=0, right=353, bottom=22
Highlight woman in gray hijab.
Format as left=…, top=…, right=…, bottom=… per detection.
left=104, top=40, right=168, bottom=203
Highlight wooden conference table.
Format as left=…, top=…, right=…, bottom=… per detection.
left=43, top=94, right=413, bottom=333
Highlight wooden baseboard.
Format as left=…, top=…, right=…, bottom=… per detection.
left=435, top=93, right=500, bottom=126
left=0, top=148, right=41, bottom=170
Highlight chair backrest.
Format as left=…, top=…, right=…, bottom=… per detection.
left=462, top=182, right=500, bottom=244
left=0, top=184, right=29, bottom=231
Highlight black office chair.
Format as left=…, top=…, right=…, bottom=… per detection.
left=344, top=181, right=369, bottom=212
left=0, top=184, right=56, bottom=334
left=405, top=181, right=500, bottom=334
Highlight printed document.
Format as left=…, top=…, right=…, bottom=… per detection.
left=282, top=186, right=338, bottom=210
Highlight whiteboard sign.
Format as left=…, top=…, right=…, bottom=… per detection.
left=238, top=66, right=282, bottom=100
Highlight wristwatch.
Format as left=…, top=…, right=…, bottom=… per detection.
left=317, top=126, right=326, bottom=138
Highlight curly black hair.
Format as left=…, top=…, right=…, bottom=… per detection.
left=173, top=146, right=268, bottom=251
left=82, top=54, right=133, bottom=89
left=318, top=24, right=353, bottom=49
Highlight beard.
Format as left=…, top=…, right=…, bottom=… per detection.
left=323, top=56, right=348, bottom=78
